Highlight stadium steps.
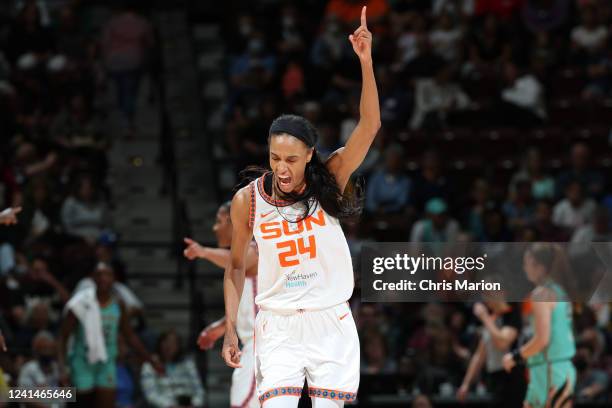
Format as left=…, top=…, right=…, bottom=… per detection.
left=185, top=18, right=234, bottom=405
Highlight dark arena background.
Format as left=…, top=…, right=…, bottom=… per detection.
left=1, top=0, right=612, bottom=407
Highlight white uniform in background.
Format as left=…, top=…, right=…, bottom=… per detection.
left=249, top=173, right=359, bottom=406
left=231, top=245, right=259, bottom=408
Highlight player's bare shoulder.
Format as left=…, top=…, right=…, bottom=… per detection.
left=230, top=185, right=252, bottom=228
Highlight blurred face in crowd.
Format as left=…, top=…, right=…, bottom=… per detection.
left=571, top=143, right=589, bottom=170
left=30, top=303, right=50, bottom=330
left=269, top=134, right=312, bottom=194
left=472, top=179, right=489, bottom=205
left=523, top=251, right=547, bottom=284
left=526, top=149, right=542, bottom=174
left=160, top=332, right=180, bottom=362
left=93, top=263, right=115, bottom=295
left=78, top=177, right=94, bottom=202
left=33, top=334, right=56, bottom=368
left=384, top=147, right=404, bottom=174
left=535, top=201, right=552, bottom=224
left=430, top=212, right=447, bottom=230
left=31, top=258, right=49, bottom=279
left=566, top=182, right=583, bottom=206
left=422, top=151, right=440, bottom=178
left=213, top=206, right=232, bottom=248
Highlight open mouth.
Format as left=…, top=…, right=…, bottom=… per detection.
left=278, top=175, right=292, bottom=188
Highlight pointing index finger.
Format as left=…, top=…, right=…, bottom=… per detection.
left=361, top=6, right=367, bottom=28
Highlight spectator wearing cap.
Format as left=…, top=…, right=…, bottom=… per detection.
left=410, top=198, right=460, bottom=255
left=366, top=144, right=411, bottom=214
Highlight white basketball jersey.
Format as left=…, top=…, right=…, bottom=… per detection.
left=236, top=275, right=257, bottom=343
left=249, top=173, right=354, bottom=312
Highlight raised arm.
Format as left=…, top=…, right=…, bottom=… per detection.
left=222, top=187, right=253, bottom=368
left=184, top=239, right=258, bottom=277
left=326, top=6, right=381, bottom=191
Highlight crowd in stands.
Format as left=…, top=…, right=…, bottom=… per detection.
left=0, top=1, right=204, bottom=407
left=223, top=0, right=612, bottom=403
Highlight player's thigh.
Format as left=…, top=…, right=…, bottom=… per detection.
left=304, top=303, right=359, bottom=397
left=256, top=312, right=306, bottom=400
left=69, top=356, right=95, bottom=392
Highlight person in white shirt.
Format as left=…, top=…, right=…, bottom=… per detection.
left=18, top=331, right=63, bottom=408
left=553, top=180, right=596, bottom=232
left=571, top=6, right=608, bottom=56
left=429, top=11, right=463, bottom=62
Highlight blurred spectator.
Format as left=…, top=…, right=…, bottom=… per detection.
left=17, top=331, right=61, bottom=397
left=521, top=0, right=570, bottom=34
left=410, top=151, right=453, bottom=212
left=101, top=3, right=154, bottom=134
left=394, top=15, right=427, bottom=69
left=141, top=330, right=205, bottom=408
left=429, top=11, right=464, bottom=62
left=5, top=2, right=55, bottom=66
left=556, top=143, right=605, bottom=199
left=410, top=198, right=460, bottom=254
left=402, top=34, right=446, bottom=79
left=465, top=14, right=511, bottom=74
left=410, top=66, right=472, bottom=130
left=503, top=179, right=535, bottom=232
left=570, top=6, right=608, bottom=60
left=510, top=148, right=555, bottom=200
left=61, top=175, right=111, bottom=244
left=574, top=342, right=609, bottom=402
left=366, top=144, right=411, bottom=214
left=531, top=200, right=570, bottom=241
left=465, top=179, right=493, bottom=240
left=433, top=0, right=476, bottom=17
left=361, top=331, right=397, bottom=374
left=571, top=206, right=612, bottom=243
left=494, top=62, right=546, bottom=127
left=552, top=179, right=596, bottom=231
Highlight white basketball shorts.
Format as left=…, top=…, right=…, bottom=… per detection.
left=255, top=302, right=360, bottom=405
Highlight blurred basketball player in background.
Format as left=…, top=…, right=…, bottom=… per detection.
left=503, top=244, right=576, bottom=408
left=184, top=201, right=259, bottom=408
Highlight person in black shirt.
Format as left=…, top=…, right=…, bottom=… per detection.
left=457, top=300, right=527, bottom=407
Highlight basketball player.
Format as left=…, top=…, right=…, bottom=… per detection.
left=503, top=244, right=576, bottom=408
left=183, top=201, right=259, bottom=408
left=221, top=6, right=380, bottom=407
left=58, top=262, right=162, bottom=408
